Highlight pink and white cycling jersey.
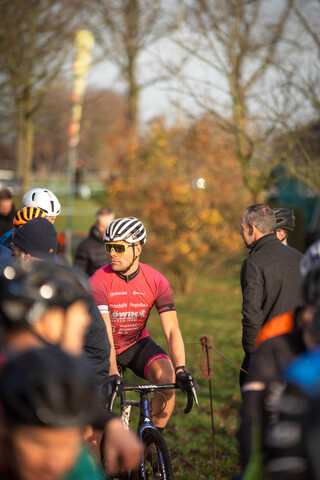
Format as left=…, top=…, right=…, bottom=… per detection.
left=89, top=263, right=175, bottom=354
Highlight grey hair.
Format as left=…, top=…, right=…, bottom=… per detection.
left=244, top=204, right=275, bottom=234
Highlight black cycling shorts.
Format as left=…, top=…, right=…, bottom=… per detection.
left=116, top=336, right=170, bottom=380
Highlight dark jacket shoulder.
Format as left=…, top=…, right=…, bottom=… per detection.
left=74, top=226, right=107, bottom=277
left=248, top=234, right=302, bottom=263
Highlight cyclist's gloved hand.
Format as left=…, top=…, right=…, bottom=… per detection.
left=102, top=374, right=123, bottom=405
left=175, top=367, right=199, bottom=394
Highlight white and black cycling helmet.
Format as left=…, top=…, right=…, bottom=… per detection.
left=104, top=217, right=147, bottom=244
left=22, top=188, right=61, bottom=217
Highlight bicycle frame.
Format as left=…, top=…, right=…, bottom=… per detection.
left=116, top=383, right=176, bottom=480
left=120, top=383, right=175, bottom=432
left=108, top=373, right=198, bottom=479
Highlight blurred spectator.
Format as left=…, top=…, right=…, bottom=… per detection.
left=239, top=204, right=302, bottom=386
left=0, top=348, right=106, bottom=480
left=0, top=261, right=91, bottom=357
left=0, top=258, right=110, bottom=385
left=272, top=207, right=296, bottom=246
left=265, top=346, right=320, bottom=480
left=74, top=208, right=115, bottom=277
left=0, top=260, right=107, bottom=458
left=0, top=188, right=16, bottom=237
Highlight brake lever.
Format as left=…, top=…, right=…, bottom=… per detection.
left=191, top=385, right=199, bottom=408
left=183, top=373, right=199, bottom=414
left=108, top=377, right=122, bottom=411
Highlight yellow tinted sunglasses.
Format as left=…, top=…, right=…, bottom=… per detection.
left=105, top=243, right=134, bottom=254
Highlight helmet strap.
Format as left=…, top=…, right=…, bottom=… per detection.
left=119, top=244, right=139, bottom=275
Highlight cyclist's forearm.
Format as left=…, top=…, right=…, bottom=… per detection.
left=108, top=348, right=119, bottom=375
left=165, top=327, right=186, bottom=368
left=168, top=332, right=186, bottom=369
left=160, top=311, right=186, bottom=368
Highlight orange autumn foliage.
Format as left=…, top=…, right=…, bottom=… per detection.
left=107, top=116, right=250, bottom=292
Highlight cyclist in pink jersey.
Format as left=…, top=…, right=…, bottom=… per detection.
left=89, top=217, right=197, bottom=430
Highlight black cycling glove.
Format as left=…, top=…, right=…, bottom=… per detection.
left=175, top=369, right=199, bottom=394
left=101, top=374, right=123, bottom=407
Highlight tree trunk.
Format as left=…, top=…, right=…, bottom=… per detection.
left=16, top=105, right=25, bottom=181
left=127, top=67, right=139, bottom=129
left=22, top=116, right=34, bottom=194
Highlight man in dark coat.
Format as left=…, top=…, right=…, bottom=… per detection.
left=239, top=204, right=303, bottom=386
left=74, top=208, right=115, bottom=277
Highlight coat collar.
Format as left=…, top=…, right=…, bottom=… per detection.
left=249, top=233, right=278, bottom=253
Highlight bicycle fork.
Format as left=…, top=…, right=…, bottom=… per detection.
left=138, top=393, right=168, bottom=480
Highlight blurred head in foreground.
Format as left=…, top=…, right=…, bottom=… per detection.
left=0, top=261, right=91, bottom=355
left=0, top=347, right=98, bottom=480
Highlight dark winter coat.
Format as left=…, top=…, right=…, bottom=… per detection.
left=0, top=204, right=16, bottom=237
left=83, top=299, right=110, bottom=385
left=74, top=225, right=107, bottom=277
left=240, top=233, right=303, bottom=354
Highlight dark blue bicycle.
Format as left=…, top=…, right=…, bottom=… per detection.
left=107, top=368, right=199, bottom=480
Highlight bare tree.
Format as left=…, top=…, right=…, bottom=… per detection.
left=91, top=0, right=173, bottom=129
left=270, top=0, right=320, bottom=193
left=0, top=0, right=88, bottom=192
left=168, top=0, right=295, bottom=202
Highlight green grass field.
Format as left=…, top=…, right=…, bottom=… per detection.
left=155, top=259, right=243, bottom=479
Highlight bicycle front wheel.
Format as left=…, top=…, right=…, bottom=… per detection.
left=138, top=427, right=174, bottom=480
